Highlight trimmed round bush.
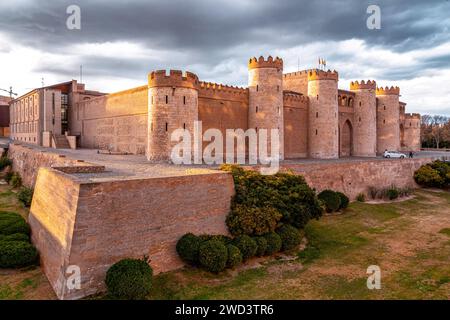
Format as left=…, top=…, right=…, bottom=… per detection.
left=336, top=192, right=349, bottom=210
left=264, top=232, right=282, bottom=255
left=176, top=233, right=202, bottom=265
left=226, top=244, right=243, bottom=269
left=232, top=235, right=257, bottom=260
left=318, top=190, right=341, bottom=213
left=198, top=240, right=228, bottom=273
left=0, top=241, right=38, bottom=268
left=226, top=204, right=282, bottom=237
left=276, top=225, right=302, bottom=251
left=0, top=233, right=29, bottom=242
left=105, top=258, right=153, bottom=299
left=0, top=212, right=30, bottom=236
left=253, top=236, right=268, bottom=257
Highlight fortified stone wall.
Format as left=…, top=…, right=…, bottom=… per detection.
left=198, top=82, right=249, bottom=158
left=403, top=113, right=421, bottom=151
left=248, top=56, right=285, bottom=160
left=147, top=70, right=199, bottom=161
left=7, top=143, right=103, bottom=187
left=283, top=92, right=308, bottom=158
left=350, top=80, right=377, bottom=157
left=307, top=70, right=339, bottom=159
left=77, top=86, right=148, bottom=154
left=29, top=168, right=234, bottom=300
left=283, top=71, right=309, bottom=96
left=283, top=157, right=434, bottom=200
left=376, top=86, right=401, bottom=153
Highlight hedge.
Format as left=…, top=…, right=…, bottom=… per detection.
left=0, top=212, right=30, bottom=236
left=414, top=161, right=449, bottom=188
left=336, top=192, right=349, bottom=210
left=232, top=235, right=257, bottom=260
left=198, top=240, right=228, bottom=273
left=318, top=190, right=341, bottom=213
left=0, top=240, right=38, bottom=268
left=253, top=236, right=268, bottom=256
left=276, top=225, right=302, bottom=251
left=176, top=233, right=201, bottom=265
left=221, top=165, right=323, bottom=233
left=226, top=244, right=243, bottom=268
left=105, top=258, right=153, bottom=299
left=264, top=232, right=282, bottom=255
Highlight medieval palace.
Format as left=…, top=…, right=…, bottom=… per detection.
left=8, top=56, right=421, bottom=160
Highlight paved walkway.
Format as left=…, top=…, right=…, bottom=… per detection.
left=5, top=139, right=450, bottom=181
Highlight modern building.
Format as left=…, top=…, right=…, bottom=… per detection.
left=9, top=80, right=105, bottom=147
left=0, top=95, right=11, bottom=137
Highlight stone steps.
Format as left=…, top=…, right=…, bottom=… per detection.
left=52, top=134, right=71, bottom=149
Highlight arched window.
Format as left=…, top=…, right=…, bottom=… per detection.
left=165, top=95, right=168, bottom=104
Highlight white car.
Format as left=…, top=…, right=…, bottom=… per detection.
left=383, top=150, right=407, bottom=158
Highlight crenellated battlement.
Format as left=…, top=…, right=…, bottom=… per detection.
left=376, top=86, right=400, bottom=96
left=148, top=70, right=199, bottom=89
left=307, top=69, right=339, bottom=81
left=405, top=113, right=421, bottom=120
left=350, top=80, right=376, bottom=90
left=283, top=70, right=310, bottom=78
left=199, top=81, right=247, bottom=94
left=248, top=56, right=283, bottom=70
left=283, top=91, right=308, bottom=103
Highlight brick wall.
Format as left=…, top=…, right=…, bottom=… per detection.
left=282, top=158, right=434, bottom=200
left=29, top=168, right=234, bottom=300
left=76, top=86, right=148, bottom=154
left=8, top=143, right=101, bottom=187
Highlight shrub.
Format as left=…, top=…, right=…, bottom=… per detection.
left=198, top=240, right=228, bottom=273
left=226, top=205, right=282, bottom=237
left=17, top=187, right=33, bottom=207
left=226, top=244, right=242, bottom=269
left=4, top=171, right=13, bottom=184
left=264, top=232, right=282, bottom=255
left=253, top=236, right=268, bottom=257
left=317, top=190, right=341, bottom=213
left=387, top=186, right=399, bottom=200
left=0, top=233, right=29, bottom=242
left=336, top=192, right=349, bottom=210
left=232, top=235, right=257, bottom=260
left=9, top=173, right=22, bottom=188
left=105, top=258, right=153, bottom=299
left=0, top=241, right=38, bottom=268
left=356, top=193, right=366, bottom=202
left=414, top=164, right=445, bottom=188
left=0, top=212, right=30, bottom=236
left=222, top=166, right=323, bottom=232
left=368, top=186, right=378, bottom=200
left=276, top=225, right=302, bottom=251
left=176, top=233, right=202, bottom=265
left=0, top=156, right=12, bottom=171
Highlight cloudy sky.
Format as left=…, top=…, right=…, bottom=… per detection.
left=0, top=0, right=449, bottom=115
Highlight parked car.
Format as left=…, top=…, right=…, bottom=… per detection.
left=383, top=150, right=407, bottom=158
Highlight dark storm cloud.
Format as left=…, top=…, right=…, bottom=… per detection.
left=1, top=0, right=449, bottom=53
left=1, top=0, right=450, bottom=100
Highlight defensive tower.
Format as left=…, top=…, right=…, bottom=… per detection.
left=147, top=70, right=199, bottom=161
left=376, top=86, right=400, bottom=153
left=248, top=56, right=284, bottom=160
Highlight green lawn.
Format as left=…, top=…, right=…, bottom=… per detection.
left=148, top=189, right=450, bottom=300
left=1, top=182, right=449, bottom=300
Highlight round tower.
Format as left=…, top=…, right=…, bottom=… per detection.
left=307, top=69, right=339, bottom=159
left=376, top=86, right=400, bottom=154
left=147, top=70, right=199, bottom=161
left=350, top=80, right=377, bottom=157
left=403, top=113, right=421, bottom=151
left=248, top=56, right=284, bottom=161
